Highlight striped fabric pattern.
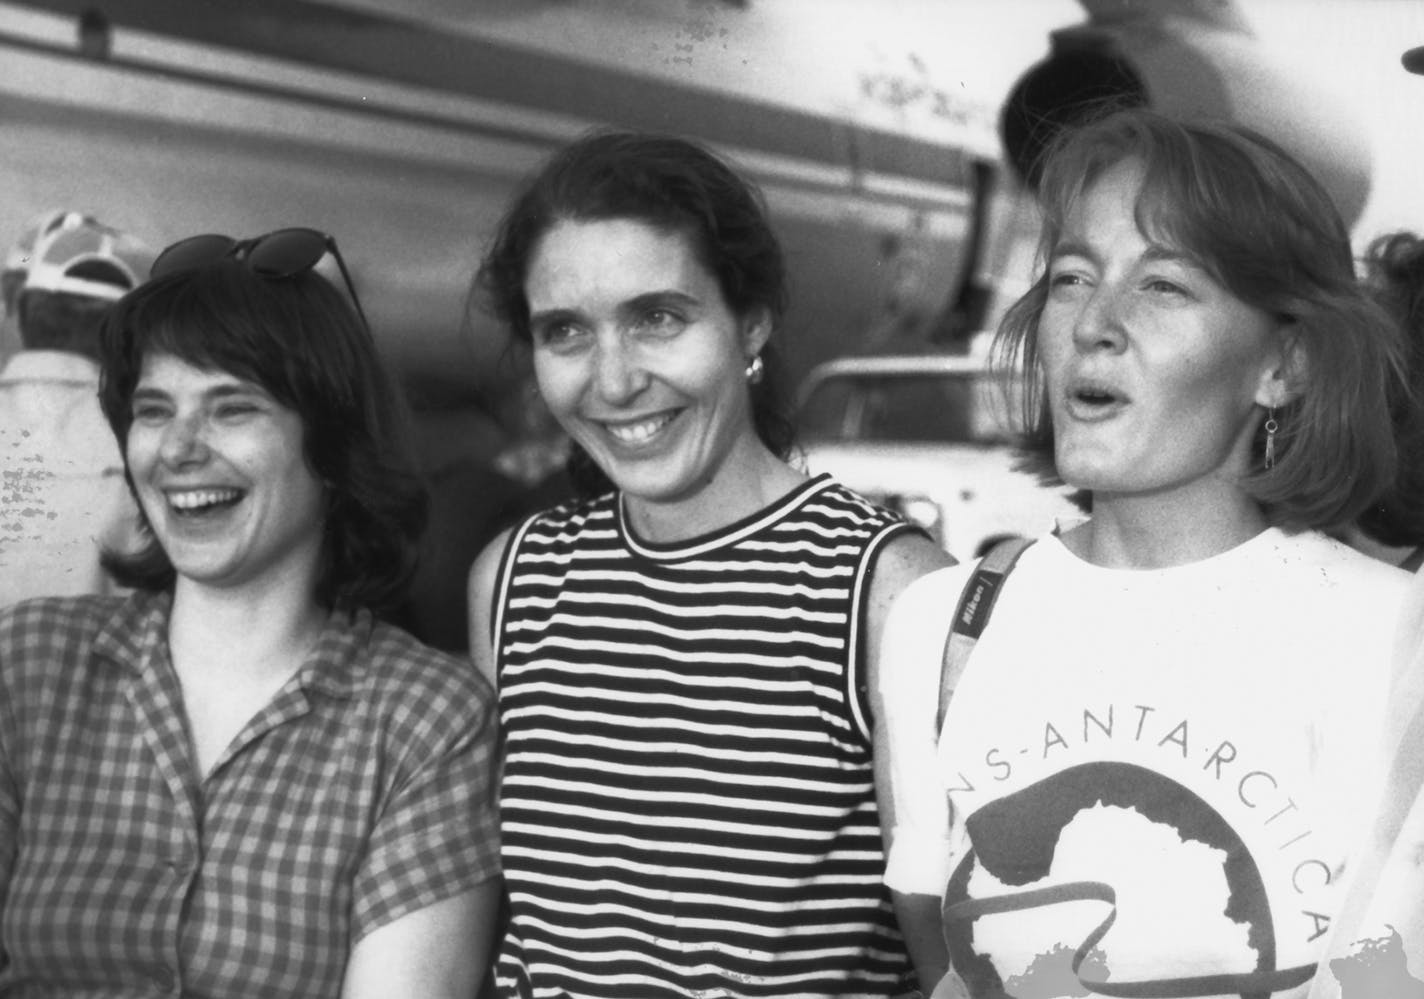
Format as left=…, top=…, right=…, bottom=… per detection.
left=493, top=475, right=915, bottom=998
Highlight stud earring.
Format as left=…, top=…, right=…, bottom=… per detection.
left=1264, top=408, right=1279, bottom=470
left=745, top=354, right=765, bottom=385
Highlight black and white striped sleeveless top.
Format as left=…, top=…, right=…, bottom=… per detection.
left=490, top=475, right=916, bottom=998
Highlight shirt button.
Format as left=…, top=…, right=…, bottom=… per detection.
left=153, top=966, right=177, bottom=991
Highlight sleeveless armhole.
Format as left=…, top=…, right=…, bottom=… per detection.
left=844, top=521, right=921, bottom=745
left=489, top=513, right=541, bottom=686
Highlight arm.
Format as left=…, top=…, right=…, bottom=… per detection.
left=466, top=527, right=516, bottom=693
left=864, top=533, right=955, bottom=991
left=341, top=881, right=500, bottom=999
left=346, top=641, right=503, bottom=998
left=0, top=653, right=15, bottom=975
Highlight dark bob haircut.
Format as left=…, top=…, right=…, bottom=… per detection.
left=995, top=107, right=1405, bottom=532
left=475, top=129, right=795, bottom=495
left=98, top=257, right=427, bottom=612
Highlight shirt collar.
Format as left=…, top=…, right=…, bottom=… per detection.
left=92, top=589, right=372, bottom=701
left=296, top=606, right=372, bottom=699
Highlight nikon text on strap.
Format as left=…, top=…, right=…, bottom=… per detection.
left=936, top=537, right=1033, bottom=735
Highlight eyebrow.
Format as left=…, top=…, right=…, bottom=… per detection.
left=619, top=290, right=700, bottom=316
left=1049, top=238, right=1097, bottom=265
left=529, top=289, right=702, bottom=328
left=527, top=305, right=580, bottom=329
left=131, top=381, right=266, bottom=404
left=130, top=386, right=169, bottom=404
left=1050, top=239, right=1199, bottom=269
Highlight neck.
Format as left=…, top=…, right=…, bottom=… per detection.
left=1067, top=479, right=1269, bottom=570
left=624, top=444, right=806, bottom=544
left=168, top=573, right=327, bottom=684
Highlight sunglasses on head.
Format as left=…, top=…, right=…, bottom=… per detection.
left=150, top=227, right=370, bottom=331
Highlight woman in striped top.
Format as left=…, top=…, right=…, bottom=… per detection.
left=467, top=130, right=950, bottom=997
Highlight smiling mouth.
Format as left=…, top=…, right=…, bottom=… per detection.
left=603, top=412, right=678, bottom=445
left=167, top=488, right=245, bottom=515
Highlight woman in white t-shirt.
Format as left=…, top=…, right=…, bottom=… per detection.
left=878, top=108, right=1413, bottom=999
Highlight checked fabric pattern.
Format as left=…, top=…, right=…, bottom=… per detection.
left=0, top=590, right=499, bottom=998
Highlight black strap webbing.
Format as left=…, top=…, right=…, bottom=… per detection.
left=936, top=537, right=1033, bottom=734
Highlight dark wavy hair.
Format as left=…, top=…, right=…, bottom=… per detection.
left=1356, top=231, right=1424, bottom=547
left=475, top=129, right=795, bottom=496
left=995, top=108, right=1405, bottom=532
left=97, top=257, right=427, bottom=612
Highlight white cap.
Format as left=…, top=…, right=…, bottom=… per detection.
left=3, top=209, right=99, bottom=275
left=23, top=217, right=152, bottom=302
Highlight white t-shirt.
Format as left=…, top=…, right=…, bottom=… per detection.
left=1305, top=569, right=1424, bottom=998
left=880, top=527, right=1411, bottom=999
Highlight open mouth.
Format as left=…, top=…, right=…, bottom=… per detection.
left=1074, top=387, right=1120, bottom=406
left=1063, top=380, right=1129, bottom=420
left=604, top=411, right=678, bottom=445
left=167, top=487, right=245, bottom=516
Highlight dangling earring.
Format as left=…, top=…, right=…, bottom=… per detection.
left=1264, top=408, right=1279, bottom=470
left=745, top=354, right=765, bottom=385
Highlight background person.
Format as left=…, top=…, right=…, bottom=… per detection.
left=1301, top=42, right=1424, bottom=999
left=0, top=229, right=500, bottom=997
left=467, top=130, right=949, bottom=998
left=1338, top=229, right=1424, bottom=571
left=1, top=210, right=97, bottom=324
left=878, top=109, right=1412, bottom=999
left=0, top=209, right=98, bottom=366
left=0, top=213, right=149, bottom=606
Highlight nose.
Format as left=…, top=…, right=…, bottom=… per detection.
left=158, top=411, right=211, bottom=467
left=592, top=333, right=650, bottom=405
left=1070, top=282, right=1129, bottom=354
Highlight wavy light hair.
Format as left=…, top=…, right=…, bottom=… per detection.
left=995, top=108, right=1405, bottom=531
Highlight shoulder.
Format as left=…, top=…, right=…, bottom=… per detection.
left=881, top=535, right=1059, bottom=640
left=866, top=532, right=955, bottom=618
left=1399, top=572, right=1424, bottom=650
left=791, top=478, right=939, bottom=564
left=356, top=619, right=496, bottom=740
left=804, top=478, right=905, bottom=527
left=466, top=498, right=605, bottom=602
left=0, top=593, right=126, bottom=663
left=523, top=492, right=613, bottom=533
left=883, top=560, right=979, bottom=639
left=468, top=524, right=518, bottom=602
left=0, top=594, right=135, bottom=719
left=875, top=561, right=980, bottom=706
left=1269, top=529, right=1412, bottom=603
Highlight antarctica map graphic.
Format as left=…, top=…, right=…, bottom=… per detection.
left=931, top=695, right=1399, bottom=999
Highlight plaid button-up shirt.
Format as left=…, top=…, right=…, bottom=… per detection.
left=0, top=590, right=499, bottom=998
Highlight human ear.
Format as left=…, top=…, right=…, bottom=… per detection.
left=1253, top=326, right=1306, bottom=409
left=739, top=305, right=773, bottom=359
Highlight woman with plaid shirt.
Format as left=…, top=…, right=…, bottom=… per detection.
left=0, top=230, right=500, bottom=997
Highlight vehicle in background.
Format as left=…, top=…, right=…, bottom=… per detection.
left=795, top=351, right=1080, bottom=561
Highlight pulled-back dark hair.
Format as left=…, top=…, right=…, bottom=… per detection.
left=475, top=129, right=795, bottom=495
left=1355, top=231, right=1424, bottom=548
left=996, top=108, right=1405, bottom=532
left=98, top=257, right=427, bottom=612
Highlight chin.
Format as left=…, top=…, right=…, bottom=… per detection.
left=604, top=461, right=696, bottom=503
left=1056, top=467, right=1136, bottom=496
